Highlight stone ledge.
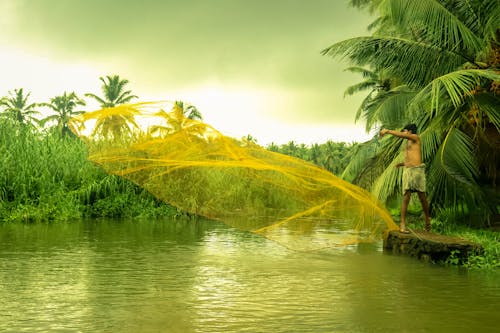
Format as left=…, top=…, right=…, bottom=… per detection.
left=383, top=230, right=483, bottom=263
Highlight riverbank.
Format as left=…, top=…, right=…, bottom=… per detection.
left=0, top=120, right=497, bottom=269
left=389, top=215, right=500, bottom=269
left=384, top=229, right=483, bottom=264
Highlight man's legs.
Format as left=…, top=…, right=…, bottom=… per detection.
left=417, top=191, right=431, bottom=231
left=400, top=191, right=411, bottom=232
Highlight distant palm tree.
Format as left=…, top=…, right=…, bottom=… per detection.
left=0, top=88, right=40, bottom=126
left=241, top=134, right=257, bottom=145
left=85, top=75, right=138, bottom=108
left=150, top=101, right=204, bottom=137
left=85, top=75, right=139, bottom=139
left=174, top=100, right=203, bottom=121
left=40, top=92, right=86, bottom=136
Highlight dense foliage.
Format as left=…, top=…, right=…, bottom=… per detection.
left=0, top=76, right=179, bottom=222
left=0, top=119, right=177, bottom=222
left=265, top=140, right=357, bottom=176
left=323, top=0, right=500, bottom=227
left=0, top=119, right=178, bottom=222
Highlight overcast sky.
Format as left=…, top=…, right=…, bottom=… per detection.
left=0, top=0, right=374, bottom=145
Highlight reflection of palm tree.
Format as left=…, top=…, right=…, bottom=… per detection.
left=323, top=0, right=500, bottom=220
left=85, top=75, right=139, bottom=139
left=40, top=92, right=86, bottom=136
left=150, top=101, right=205, bottom=137
left=0, top=88, right=40, bottom=126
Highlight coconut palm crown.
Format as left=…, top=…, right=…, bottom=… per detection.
left=85, top=75, right=139, bottom=139
left=0, top=88, right=41, bottom=126
left=40, top=92, right=86, bottom=136
left=85, top=75, right=138, bottom=108
left=149, top=101, right=205, bottom=137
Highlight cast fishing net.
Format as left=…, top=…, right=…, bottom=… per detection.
left=71, top=101, right=398, bottom=250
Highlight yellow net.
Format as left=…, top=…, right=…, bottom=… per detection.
left=71, top=101, right=398, bottom=250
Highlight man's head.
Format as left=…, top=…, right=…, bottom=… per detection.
left=402, top=123, right=417, bottom=134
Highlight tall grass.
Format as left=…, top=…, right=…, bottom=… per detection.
left=0, top=119, right=176, bottom=222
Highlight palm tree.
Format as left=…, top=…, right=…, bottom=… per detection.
left=241, top=134, right=258, bottom=145
left=40, top=92, right=86, bottom=136
left=149, top=101, right=205, bottom=137
left=85, top=75, right=139, bottom=139
left=323, top=0, right=500, bottom=224
left=85, top=75, right=138, bottom=108
left=0, top=88, right=41, bottom=126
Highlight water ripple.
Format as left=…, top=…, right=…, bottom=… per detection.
left=0, top=219, right=499, bottom=333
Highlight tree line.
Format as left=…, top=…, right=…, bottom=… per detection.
left=265, top=141, right=357, bottom=176
left=0, top=75, right=203, bottom=222
left=0, top=75, right=133, bottom=133
left=0, top=74, right=356, bottom=223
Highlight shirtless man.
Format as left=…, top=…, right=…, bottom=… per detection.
left=380, top=124, right=431, bottom=233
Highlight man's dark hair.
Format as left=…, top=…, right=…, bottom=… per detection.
left=402, top=123, right=417, bottom=134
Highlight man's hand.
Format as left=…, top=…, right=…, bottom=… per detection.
left=380, top=129, right=389, bottom=137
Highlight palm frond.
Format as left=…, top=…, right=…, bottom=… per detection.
left=340, top=139, right=377, bottom=182
left=427, top=151, right=485, bottom=215
left=371, top=151, right=404, bottom=201
left=344, top=81, right=377, bottom=97
left=478, top=94, right=500, bottom=132
left=116, top=91, right=138, bottom=104
left=344, top=66, right=377, bottom=78
left=440, top=127, right=478, bottom=184
left=362, top=85, right=415, bottom=130
left=380, top=0, right=484, bottom=54
left=322, top=36, right=465, bottom=87
left=418, top=117, right=443, bottom=163
left=454, top=0, right=500, bottom=42
left=85, top=93, right=107, bottom=106
left=425, top=69, right=500, bottom=110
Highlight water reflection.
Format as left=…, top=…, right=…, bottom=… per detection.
left=0, top=218, right=499, bottom=332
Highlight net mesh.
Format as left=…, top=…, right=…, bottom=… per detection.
left=71, top=101, right=398, bottom=250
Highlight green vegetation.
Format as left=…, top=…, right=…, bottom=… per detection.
left=323, top=0, right=499, bottom=227
left=0, top=88, right=41, bottom=125
left=320, top=0, right=500, bottom=268
left=84, top=74, right=138, bottom=108
left=39, top=92, right=86, bottom=137
left=0, top=119, right=177, bottom=222
left=443, top=227, right=500, bottom=269
left=266, top=141, right=357, bottom=176
left=0, top=0, right=498, bottom=268
left=0, top=76, right=178, bottom=222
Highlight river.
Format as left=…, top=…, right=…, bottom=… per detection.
left=0, top=218, right=498, bottom=332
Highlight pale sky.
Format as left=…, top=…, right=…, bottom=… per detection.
left=0, top=0, right=374, bottom=145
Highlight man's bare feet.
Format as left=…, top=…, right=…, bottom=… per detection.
left=399, top=227, right=410, bottom=234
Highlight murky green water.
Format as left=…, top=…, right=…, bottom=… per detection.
left=0, top=218, right=499, bottom=333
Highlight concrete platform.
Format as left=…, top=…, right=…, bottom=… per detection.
left=383, top=230, right=483, bottom=263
